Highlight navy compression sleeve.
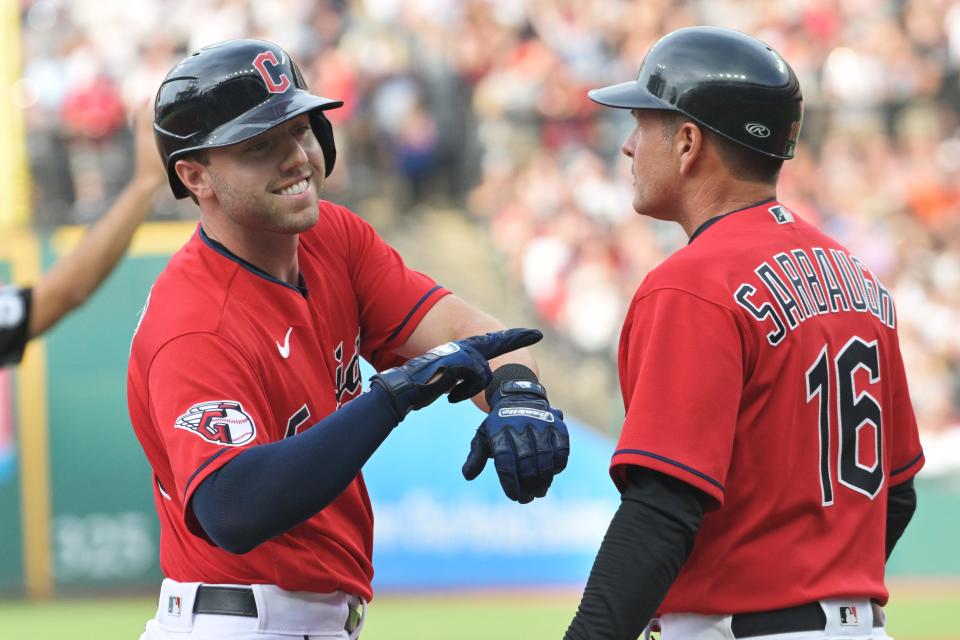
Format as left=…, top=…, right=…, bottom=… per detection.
left=191, top=384, right=400, bottom=554
left=565, top=467, right=708, bottom=640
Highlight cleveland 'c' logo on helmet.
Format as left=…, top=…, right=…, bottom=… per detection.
left=252, top=51, right=291, bottom=93
left=175, top=400, right=257, bottom=446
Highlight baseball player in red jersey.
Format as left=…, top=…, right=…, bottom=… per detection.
left=129, top=39, right=569, bottom=639
left=566, top=27, right=922, bottom=640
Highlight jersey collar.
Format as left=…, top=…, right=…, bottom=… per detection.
left=199, top=225, right=309, bottom=297
left=687, top=197, right=776, bottom=244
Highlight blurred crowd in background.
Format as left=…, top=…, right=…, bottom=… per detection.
left=17, top=0, right=960, bottom=455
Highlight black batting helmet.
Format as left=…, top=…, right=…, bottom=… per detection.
left=589, top=26, right=802, bottom=159
left=154, top=39, right=343, bottom=199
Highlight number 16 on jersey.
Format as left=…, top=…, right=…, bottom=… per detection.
left=806, top=336, right=884, bottom=506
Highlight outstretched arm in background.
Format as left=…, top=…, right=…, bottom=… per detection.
left=28, top=100, right=166, bottom=338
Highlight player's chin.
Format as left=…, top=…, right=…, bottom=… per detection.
left=632, top=189, right=664, bottom=219
left=286, top=205, right=320, bottom=233
left=262, top=201, right=317, bottom=234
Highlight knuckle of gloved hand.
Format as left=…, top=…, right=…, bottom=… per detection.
left=485, top=419, right=509, bottom=437
left=522, top=426, right=540, bottom=453
left=516, top=454, right=538, bottom=478
left=494, top=426, right=526, bottom=453
left=536, top=450, right=554, bottom=468
left=535, top=431, right=557, bottom=454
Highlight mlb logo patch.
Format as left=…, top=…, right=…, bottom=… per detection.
left=168, top=595, right=182, bottom=617
left=839, top=605, right=858, bottom=626
left=768, top=205, right=795, bottom=224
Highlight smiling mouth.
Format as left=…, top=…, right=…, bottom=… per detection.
left=273, top=178, right=310, bottom=196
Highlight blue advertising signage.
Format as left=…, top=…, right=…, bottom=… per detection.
left=362, top=374, right=619, bottom=590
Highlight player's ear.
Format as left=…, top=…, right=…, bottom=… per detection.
left=676, top=121, right=703, bottom=176
left=174, top=158, right=214, bottom=201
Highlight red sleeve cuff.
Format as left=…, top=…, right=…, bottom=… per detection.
left=890, top=450, right=924, bottom=485
left=611, top=449, right=725, bottom=508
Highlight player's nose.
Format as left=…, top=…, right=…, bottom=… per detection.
left=621, top=131, right=635, bottom=158
left=279, top=136, right=311, bottom=172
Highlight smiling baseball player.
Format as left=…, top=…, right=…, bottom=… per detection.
left=128, top=39, right=569, bottom=639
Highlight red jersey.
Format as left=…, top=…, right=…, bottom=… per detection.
left=127, top=201, right=448, bottom=600
left=612, top=200, right=923, bottom=614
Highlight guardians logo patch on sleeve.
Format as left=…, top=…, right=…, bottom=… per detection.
left=175, top=400, right=257, bottom=446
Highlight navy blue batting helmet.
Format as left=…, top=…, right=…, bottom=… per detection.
left=589, top=26, right=803, bottom=159
left=154, top=39, right=343, bottom=199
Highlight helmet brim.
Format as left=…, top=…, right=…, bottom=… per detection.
left=588, top=81, right=672, bottom=111
left=161, top=89, right=343, bottom=198
left=196, top=89, right=342, bottom=149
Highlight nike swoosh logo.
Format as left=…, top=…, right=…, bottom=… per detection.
left=276, top=327, right=293, bottom=359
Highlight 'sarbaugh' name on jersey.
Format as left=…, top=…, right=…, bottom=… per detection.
left=734, top=246, right=895, bottom=346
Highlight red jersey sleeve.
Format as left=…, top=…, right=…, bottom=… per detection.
left=612, top=289, right=744, bottom=506
left=329, top=204, right=449, bottom=369
left=886, top=331, right=924, bottom=485
left=148, top=333, right=276, bottom=534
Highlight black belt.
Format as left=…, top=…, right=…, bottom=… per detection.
left=731, top=602, right=883, bottom=638
left=193, top=585, right=363, bottom=633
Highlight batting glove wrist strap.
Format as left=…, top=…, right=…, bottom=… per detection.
left=484, top=363, right=541, bottom=406
left=369, top=368, right=419, bottom=420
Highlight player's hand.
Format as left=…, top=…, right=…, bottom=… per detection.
left=370, top=328, right=543, bottom=420
left=131, top=98, right=166, bottom=192
left=462, top=380, right=569, bottom=504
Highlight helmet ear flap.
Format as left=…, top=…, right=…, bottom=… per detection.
left=310, top=111, right=337, bottom=177
left=164, top=153, right=191, bottom=200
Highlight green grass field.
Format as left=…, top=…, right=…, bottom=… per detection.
left=1, top=583, right=957, bottom=639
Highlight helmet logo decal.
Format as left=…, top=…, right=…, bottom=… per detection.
left=745, top=122, right=771, bottom=138
left=252, top=51, right=292, bottom=93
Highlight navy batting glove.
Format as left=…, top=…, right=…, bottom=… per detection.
left=370, top=328, right=543, bottom=420
left=462, top=379, right=570, bottom=504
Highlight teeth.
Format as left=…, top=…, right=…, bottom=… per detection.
left=277, top=178, right=308, bottom=196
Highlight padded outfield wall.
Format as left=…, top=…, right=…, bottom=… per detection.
left=0, top=224, right=958, bottom=596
